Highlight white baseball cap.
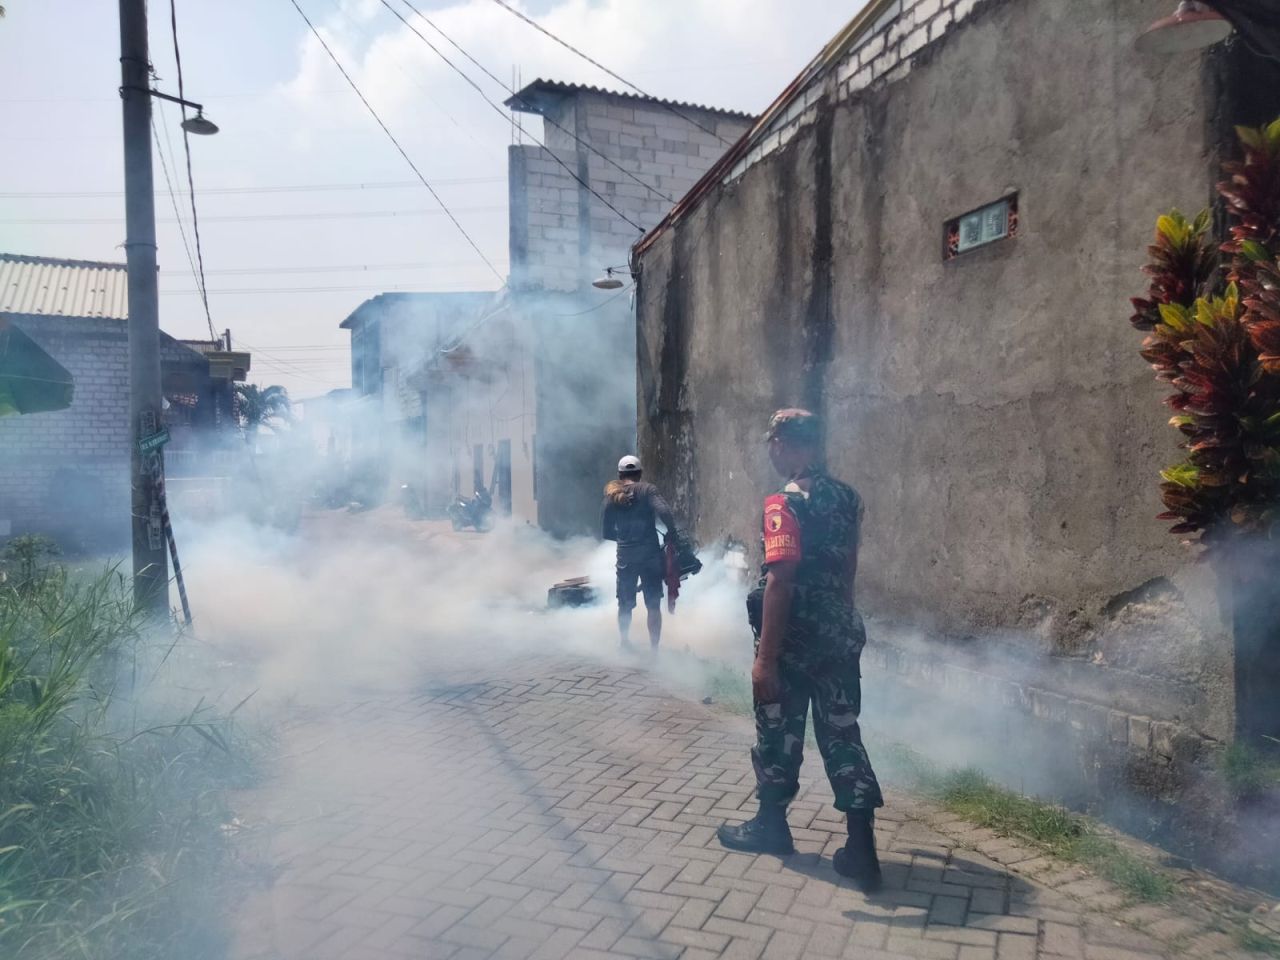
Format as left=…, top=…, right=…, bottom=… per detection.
left=617, top=455, right=642, bottom=474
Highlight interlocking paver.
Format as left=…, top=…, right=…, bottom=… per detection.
left=969, top=888, right=1009, bottom=915
left=931, top=895, right=971, bottom=927
left=229, top=644, right=1245, bottom=960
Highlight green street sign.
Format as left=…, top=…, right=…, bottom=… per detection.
left=138, top=429, right=171, bottom=454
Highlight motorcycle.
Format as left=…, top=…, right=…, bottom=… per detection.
left=400, top=483, right=425, bottom=520
left=447, top=487, right=495, bottom=532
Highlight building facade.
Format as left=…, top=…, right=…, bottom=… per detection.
left=634, top=0, right=1280, bottom=762
left=407, top=80, right=754, bottom=535
left=0, top=254, right=228, bottom=550
left=339, top=291, right=496, bottom=511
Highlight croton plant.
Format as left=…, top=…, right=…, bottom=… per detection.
left=1130, top=119, right=1280, bottom=551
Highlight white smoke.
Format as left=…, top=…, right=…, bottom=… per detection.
left=174, top=507, right=752, bottom=702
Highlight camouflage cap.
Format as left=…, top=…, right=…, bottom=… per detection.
left=765, top=408, right=821, bottom=445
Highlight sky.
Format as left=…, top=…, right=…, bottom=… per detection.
left=0, top=0, right=861, bottom=400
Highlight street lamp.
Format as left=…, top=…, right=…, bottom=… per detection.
left=180, top=110, right=219, bottom=136
left=122, top=85, right=221, bottom=135
left=592, top=266, right=633, bottom=290
left=1135, top=1, right=1233, bottom=54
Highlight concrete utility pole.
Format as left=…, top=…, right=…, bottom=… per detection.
left=119, top=0, right=169, bottom=615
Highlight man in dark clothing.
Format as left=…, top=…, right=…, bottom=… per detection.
left=716, top=409, right=884, bottom=894
left=600, top=455, right=677, bottom=651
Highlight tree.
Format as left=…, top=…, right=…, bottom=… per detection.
left=1130, top=119, right=1280, bottom=743
left=233, top=383, right=292, bottom=442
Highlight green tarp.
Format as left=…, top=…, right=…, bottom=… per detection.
left=0, top=316, right=75, bottom=417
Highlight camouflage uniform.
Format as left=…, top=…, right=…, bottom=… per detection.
left=750, top=426, right=883, bottom=813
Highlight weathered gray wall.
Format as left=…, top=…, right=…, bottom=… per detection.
left=637, top=0, right=1252, bottom=744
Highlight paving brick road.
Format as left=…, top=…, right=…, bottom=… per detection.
left=230, top=650, right=1242, bottom=960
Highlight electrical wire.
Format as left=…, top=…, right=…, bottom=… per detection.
left=171, top=259, right=497, bottom=276
left=0, top=176, right=505, bottom=199
left=550, top=285, right=632, bottom=316
left=484, top=0, right=734, bottom=146
left=168, top=0, right=219, bottom=343
left=151, top=115, right=207, bottom=325
left=5, top=206, right=506, bottom=225
left=437, top=302, right=514, bottom=355
left=286, top=0, right=505, bottom=283
left=321, top=0, right=483, bottom=145
left=232, top=335, right=352, bottom=385
left=393, top=0, right=675, bottom=206
left=375, top=0, right=646, bottom=233
left=158, top=281, right=497, bottom=295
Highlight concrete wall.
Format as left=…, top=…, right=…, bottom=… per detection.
left=635, top=0, right=1268, bottom=747
left=0, top=314, right=211, bottom=551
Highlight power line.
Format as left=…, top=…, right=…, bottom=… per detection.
left=376, top=0, right=645, bottom=233
left=156, top=102, right=218, bottom=343
left=0, top=176, right=506, bottom=199
left=151, top=115, right=207, bottom=326
left=158, top=282, right=497, bottom=295
left=484, top=0, right=734, bottom=146
left=321, top=0, right=483, bottom=146
left=239, top=351, right=347, bottom=385
left=4, top=205, right=505, bottom=225
left=551, top=285, right=632, bottom=317
left=231, top=344, right=351, bottom=350
left=0, top=87, right=351, bottom=104
left=232, top=334, right=353, bottom=385
left=393, top=0, right=674, bottom=206
left=286, top=0, right=505, bottom=284
left=166, top=259, right=497, bottom=276
left=168, top=0, right=219, bottom=343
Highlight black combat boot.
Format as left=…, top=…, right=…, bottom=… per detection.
left=832, top=810, right=882, bottom=893
left=716, top=803, right=795, bottom=855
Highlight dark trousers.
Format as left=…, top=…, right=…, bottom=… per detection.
left=751, top=658, right=884, bottom=812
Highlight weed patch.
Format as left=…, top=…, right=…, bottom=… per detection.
left=914, top=762, right=1174, bottom=902
left=0, top=561, right=254, bottom=959
left=692, top=659, right=1175, bottom=903
left=1237, top=923, right=1280, bottom=958
left=702, top=659, right=752, bottom=716
left=1219, top=743, right=1280, bottom=802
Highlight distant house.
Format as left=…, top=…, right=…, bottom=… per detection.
left=0, top=253, right=237, bottom=548
left=340, top=80, right=753, bottom=532
left=339, top=291, right=495, bottom=515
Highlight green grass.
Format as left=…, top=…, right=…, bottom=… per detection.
left=693, top=658, right=1175, bottom=902
left=701, top=659, right=753, bottom=716
left=1236, top=923, right=1280, bottom=958
left=1218, top=742, right=1280, bottom=801
left=886, top=750, right=1176, bottom=902
left=0, top=559, right=255, bottom=959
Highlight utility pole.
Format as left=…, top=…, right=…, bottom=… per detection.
left=119, top=0, right=169, bottom=616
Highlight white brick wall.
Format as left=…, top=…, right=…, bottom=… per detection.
left=0, top=317, right=139, bottom=538
left=725, top=0, right=986, bottom=186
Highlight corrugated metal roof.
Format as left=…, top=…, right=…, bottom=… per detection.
left=504, top=78, right=755, bottom=120
left=0, top=253, right=130, bottom=319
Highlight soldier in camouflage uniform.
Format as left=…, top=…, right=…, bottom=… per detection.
left=717, top=409, right=884, bottom=893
